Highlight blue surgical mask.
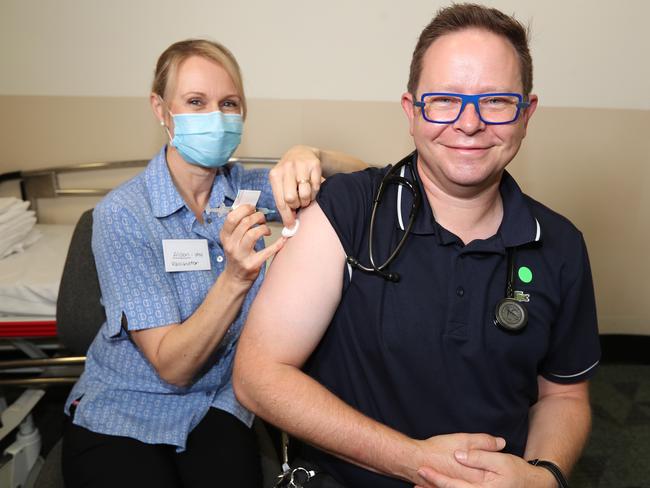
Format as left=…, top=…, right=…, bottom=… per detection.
left=167, top=110, right=243, bottom=168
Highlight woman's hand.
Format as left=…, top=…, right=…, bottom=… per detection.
left=269, top=145, right=368, bottom=227
left=129, top=205, right=284, bottom=388
left=269, top=145, right=323, bottom=228
left=220, top=204, right=286, bottom=287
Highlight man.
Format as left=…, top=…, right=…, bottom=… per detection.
left=234, top=4, right=600, bottom=487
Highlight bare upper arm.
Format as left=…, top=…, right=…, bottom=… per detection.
left=537, top=375, right=589, bottom=401
left=236, top=201, right=346, bottom=368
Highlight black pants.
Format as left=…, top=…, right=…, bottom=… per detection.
left=62, top=407, right=262, bottom=488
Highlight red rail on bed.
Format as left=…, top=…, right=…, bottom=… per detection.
left=0, top=320, right=57, bottom=337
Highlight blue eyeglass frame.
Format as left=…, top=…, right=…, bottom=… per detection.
left=414, top=92, right=530, bottom=125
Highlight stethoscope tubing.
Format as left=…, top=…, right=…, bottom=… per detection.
left=346, top=151, right=528, bottom=331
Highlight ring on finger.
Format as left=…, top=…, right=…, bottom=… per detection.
left=297, top=178, right=310, bottom=185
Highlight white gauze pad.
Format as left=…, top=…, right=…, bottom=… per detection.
left=281, top=219, right=300, bottom=238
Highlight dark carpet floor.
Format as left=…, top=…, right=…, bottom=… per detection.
left=570, top=363, right=650, bottom=488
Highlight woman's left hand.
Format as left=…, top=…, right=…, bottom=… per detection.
left=269, top=145, right=323, bottom=228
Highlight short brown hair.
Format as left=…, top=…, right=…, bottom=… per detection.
left=152, top=39, right=247, bottom=119
left=407, top=3, right=533, bottom=97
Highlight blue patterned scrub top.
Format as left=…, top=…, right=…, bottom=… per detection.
left=65, top=146, right=277, bottom=451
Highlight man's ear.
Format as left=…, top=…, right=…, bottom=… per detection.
left=401, top=92, right=417, bottom=137
left=522, top=94, right=538, bottom=130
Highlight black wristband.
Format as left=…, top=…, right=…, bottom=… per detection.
left=528, top=459, right=569, bottom=488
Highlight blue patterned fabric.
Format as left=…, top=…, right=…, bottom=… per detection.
left=65, top=146, right=277, bottom=451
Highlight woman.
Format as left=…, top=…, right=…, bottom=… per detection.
left=62, top=39, right=365, bottom=488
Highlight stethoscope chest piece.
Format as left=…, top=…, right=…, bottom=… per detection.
left=494, top=298, right=528, bottom=332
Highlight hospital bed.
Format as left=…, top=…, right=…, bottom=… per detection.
left=0, top=224, right=74, bottom=339
left=0, top=156, right=279, bottom=487
left=0, top=160, right=149, bottom=349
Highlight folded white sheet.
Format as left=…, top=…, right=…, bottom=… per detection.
left=0, top=200, right=30, bottom=224
left=0, top=214, right=39, bottom=259
left=0, top=228, right=42, bottom=260
left=0, top=197, right=26, bottom=215
left=0, top=198, right=41, bottom=260
left=0, top=224, right=74, bottom=316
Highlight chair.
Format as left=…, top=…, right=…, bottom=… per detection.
left=0, top=209, right=279, bottom=487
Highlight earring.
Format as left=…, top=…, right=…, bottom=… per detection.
left=160, top=120, right=165, bottom=127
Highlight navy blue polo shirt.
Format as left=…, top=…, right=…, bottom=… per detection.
left=302, top=153, right=600, bottom=488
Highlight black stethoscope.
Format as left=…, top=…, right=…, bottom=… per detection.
left=346, top=152, right=528, bottom=332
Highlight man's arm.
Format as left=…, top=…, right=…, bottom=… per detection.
left=525, top=377, right=591, bottom=476
left=233, top=202, right=504, bottom=486
left=416, top=377, right=590, bottom=487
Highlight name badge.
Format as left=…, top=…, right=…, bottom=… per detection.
left=162, top=239, right=211, bottom=272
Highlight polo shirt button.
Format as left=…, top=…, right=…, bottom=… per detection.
left=206, top=217, right=212, bottom=224
left=216, top=255, right=224, bottom=263
left=456, top=287, right=465, bottom=297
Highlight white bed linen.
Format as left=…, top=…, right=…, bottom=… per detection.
left=0, top=224, right=75, bottom=317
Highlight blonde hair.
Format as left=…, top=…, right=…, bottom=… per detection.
left=152, top=39, right=247, bottom=118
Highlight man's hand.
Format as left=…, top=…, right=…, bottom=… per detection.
left=415, top=450, right=556, bottom=488
left=411, top=434, right=506, bottom=486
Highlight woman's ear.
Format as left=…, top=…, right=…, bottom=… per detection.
left=150, top=93, right=167, bottom=127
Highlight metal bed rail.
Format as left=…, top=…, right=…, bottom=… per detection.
left=0, top=156, right=279, bottom=211
left=0, top=356, right=86, bottom=387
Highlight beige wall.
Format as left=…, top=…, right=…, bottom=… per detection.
left=2, top=0, right=649, bottom=109
left=1, top=0, right=649, bottom=336
left=1, top=96, right=648, bottom=335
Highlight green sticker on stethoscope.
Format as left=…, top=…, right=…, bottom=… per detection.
left=518, top=266, right=533, bottom=283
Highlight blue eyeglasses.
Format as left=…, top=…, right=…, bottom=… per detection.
left=414, top=92, right=530, bottom=125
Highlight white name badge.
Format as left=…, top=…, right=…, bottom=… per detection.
left=162, top=239, right=211, bottom=272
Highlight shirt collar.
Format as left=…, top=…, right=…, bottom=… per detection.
left=145, top=146, right=238, bottom=219
left=393, top=152, right=437, bottom=237
left=497, top=171, right=542, bottom=248
left=395, top=153, right=541, bottom=247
